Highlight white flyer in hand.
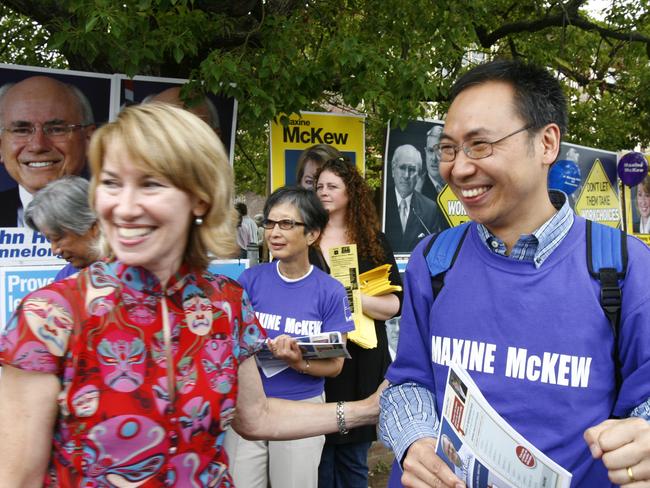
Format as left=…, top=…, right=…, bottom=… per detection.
left=256, top=331, right=350, bottom=378
left=435, top=363, right=572, bottom=488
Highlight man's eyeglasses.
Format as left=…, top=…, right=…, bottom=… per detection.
left=262, top=218, right=306, bottom=230
left=1, top=123, right=89, bottom=142
left=433, top=125, right=533, bottom=163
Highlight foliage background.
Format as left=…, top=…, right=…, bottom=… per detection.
left=1, top=0, right=648, bottom=196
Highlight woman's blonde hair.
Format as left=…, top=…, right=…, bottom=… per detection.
left=88, top=102, right=238, bottom=268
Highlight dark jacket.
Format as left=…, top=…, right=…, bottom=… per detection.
left=0, top=186, right=20, bottom=227
left=384, top=188, right=446, bottom=254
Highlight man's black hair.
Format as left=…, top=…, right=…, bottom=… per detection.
left=450, top=59, right=568, bottom=139
left=235, top=202, right=248, bottom=216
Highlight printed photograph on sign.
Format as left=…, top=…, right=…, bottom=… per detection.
left=550, top=142, right=620, bottom=228
left=383, top=120, right=452, bottom=255
left=269, top=111, right=365, bottom=191
left=620, top=153, right=650, bottom=246
left=0, top=63, right=114, bottom=228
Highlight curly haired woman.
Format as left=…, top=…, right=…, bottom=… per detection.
left=312, top=157, right=403, bottom=488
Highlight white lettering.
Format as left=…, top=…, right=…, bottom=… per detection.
left=255, top=312, right=281, bottom=331
left=526, top=355, right=541, bottom=382
left=504, top=347, right=590, bottom=387
left=541, top=352, right=558, bottom=384
left=283, top=317, right=322, bottom=336
left=556, top=354, right=571, bottom=386
left=505, top=347, right=527, bottom=379
left=483, top=343, right=496, bottom=373
left=431, top=336, right=496, bottom=373
left=570, top=356, right=592, bottom=387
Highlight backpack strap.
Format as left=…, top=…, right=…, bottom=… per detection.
left=586, top=220, right=627, bottom=336
left=424, top=222, right=472, bottom=299
left=586, top=219, right=628, bottom=406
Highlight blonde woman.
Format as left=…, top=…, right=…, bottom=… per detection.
left=0, top=104, right=379, bottom=487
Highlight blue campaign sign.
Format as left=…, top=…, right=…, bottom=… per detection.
left=1, top=265, right=63, bottom=328
left=0, top=227, right=60, bottom=266
left=549, top=159, right=581, bottom=195
left=208, top=259, right=249, bottom=281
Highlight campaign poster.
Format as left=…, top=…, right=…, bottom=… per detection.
left=551, top=142, right=620, bottom=228
left=1, top=265, right=63, bottom=328
left=208, top=259, right=249, bottom=280
left=0, top=227, right=64, bottom=328
left=619, top=153, right=650, bottom=246
left=112, top=75, right=238, bottom=164
left=0, top=227, right=63, bottom=266
left=269, top=111, right=365, bottom=191
left=383, top=119, right=455, bottom=256
left=0, top=63, right=114, bottom=197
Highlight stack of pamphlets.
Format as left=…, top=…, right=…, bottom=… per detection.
left=350, top=264, right=403, bottom=349
left=359, top=264, right=402, bottom=296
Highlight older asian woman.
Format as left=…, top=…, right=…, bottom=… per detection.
left=24, top=175, right=99, bottom=280
left=225, top=186, right=354, bottom=488
left=0, top=103, right=378, bottom=487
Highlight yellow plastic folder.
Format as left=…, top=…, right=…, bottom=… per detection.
left=351, top=265, right=403, bottom=349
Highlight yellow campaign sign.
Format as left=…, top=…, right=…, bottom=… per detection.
left=269, top=111, right=365, bottom=191
left=437, top=184, right=470, bottom=227
left=574, top=159, right=621, bottom=228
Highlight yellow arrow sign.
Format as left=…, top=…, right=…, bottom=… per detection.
left=574, top=159, right=620, bottom=228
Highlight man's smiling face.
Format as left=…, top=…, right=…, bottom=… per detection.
left=0, top=76, right=91, bottom=194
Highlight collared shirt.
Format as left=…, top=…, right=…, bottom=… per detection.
left=476, top=190, right=573, bottom=268
left=17, top=185, right=34, bottom=227
left=394, top=188, right=413, bottom=214
left=379, top=190, right=650, bottom=465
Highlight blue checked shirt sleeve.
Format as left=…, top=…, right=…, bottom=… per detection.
left=379, top=382, right=440, bottom=465
left=630, top=397, right=650, bottom=421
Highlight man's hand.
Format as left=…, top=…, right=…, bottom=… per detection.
left=401, top=437, right=465, bottom=488
left=584, top=417, right=650, bottom=487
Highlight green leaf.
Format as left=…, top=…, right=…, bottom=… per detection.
left=84, top=15, right=98, bottom=33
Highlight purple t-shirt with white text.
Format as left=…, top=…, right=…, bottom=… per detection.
left=238, top=262, right=354, bottom=400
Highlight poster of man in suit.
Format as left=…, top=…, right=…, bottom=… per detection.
left=0, top=64, right=113, bottom=228
left=383, top=119, right=448, bottom=255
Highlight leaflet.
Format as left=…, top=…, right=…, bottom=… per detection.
left=328, top=244, right=380, bottom=348
left=256, top=331, right=350, bottom=378
left=436, top=363, right=572, bottom=488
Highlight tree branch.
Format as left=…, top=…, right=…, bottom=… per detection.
left=474, top=6, right=650, bottom=50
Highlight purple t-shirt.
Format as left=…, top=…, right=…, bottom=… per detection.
left=238, top=262, right=355, bottom=400
left=54, top=262, right=80, bottom=281
left=386, top=218, right=650, bottom=487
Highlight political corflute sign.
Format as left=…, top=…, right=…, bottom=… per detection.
left=269, top=111, right=365, bottom=191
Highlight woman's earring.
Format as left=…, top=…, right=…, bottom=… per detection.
left=194, top=217, right=204, bottom=226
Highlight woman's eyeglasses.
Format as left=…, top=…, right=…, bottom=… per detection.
left=262, top=218, right=306, bottom=230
